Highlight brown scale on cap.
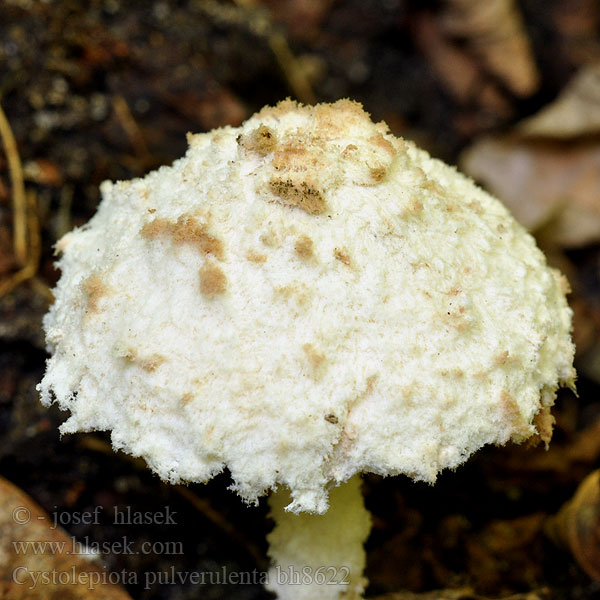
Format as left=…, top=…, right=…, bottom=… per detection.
left=118, top=347, right=165, bottom=372
left=238, top=124, right=277, bottom=156
left=532, top=404, right=555, bottom=448
left=334, top=247, right=352, bottom=267
left=368, top=133, right=396, bottom=157
left=82, top=273, right=108, bottom=313
left=269, top=179, right=326, bottom=215
left=369, top=166, right=388, bottom=183
left=294, top=235, right=314, bottom=260
left=141, top=215, right=223, bottom=259
left=500, top=391, right=530, bottom=441
left=246, top=250, right=267, bottom=263
left=495, top=350, right=510, bottom=365
left=199, top=263, right=227, bottom=298
left=303, top=343, right=327, bottom=379
left=274, top=284, right=312, bottom=311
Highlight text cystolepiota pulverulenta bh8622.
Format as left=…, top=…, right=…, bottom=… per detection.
left=39, top=100, right=576, bottom=600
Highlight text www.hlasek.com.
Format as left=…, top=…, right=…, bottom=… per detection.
left=12, top=536, right=183, bottom=556
left=12, top=565, right=351, bottom=591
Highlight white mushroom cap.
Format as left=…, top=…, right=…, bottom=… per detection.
left=38, top=100, right=575, bottom=514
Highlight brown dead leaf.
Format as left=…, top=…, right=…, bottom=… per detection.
left=0, top=476, right=132, bottom=599
left=519, top=64, right=600, bottom=138
left=462, top=137, right=600, bottom=247
left=545, top=469, right=600, bottom=580
left=440, top=0, right=540, bottom=97
left=551, top=0, right=600, bottom=68
left=461, top=62, right=600, bottom=248
left=413, top=12, right=511, bottom=121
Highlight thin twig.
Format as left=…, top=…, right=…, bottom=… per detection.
left=0, top=101, right=27, bottom=266
left=201, top=0, right=316, bottom=104
left=175, top=485, right=267, bottom=570
left=30, top=276, right=54, bottom=304
left=267, top=31, right=317, bottom=105
left=80, top=433, right=268, bottom=570
left=112, top=95, right=152, bottom=161
left=0, top=189, right=41, bottom=299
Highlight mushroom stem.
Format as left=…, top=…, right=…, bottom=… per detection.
left=266, top=475, right=371, bottom=600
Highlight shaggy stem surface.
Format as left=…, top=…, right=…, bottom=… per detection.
left=266, top=476, right=371, bottom=600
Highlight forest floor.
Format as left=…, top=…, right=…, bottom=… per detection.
left=1, top=1, right=600, bottom=599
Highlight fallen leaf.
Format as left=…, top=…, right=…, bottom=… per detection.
left=440, top=0, right=540, bottom=97
left=0, top=476, right=133, bottom=599
left=413, top=12, right=511, bottom=117
left=550, top=0, right=600, bottom=68
left=461, top=137, right=600, bottom=247
left=545, top=469, right=600, bottom=581
left=518, top=64, right=600, bottom=138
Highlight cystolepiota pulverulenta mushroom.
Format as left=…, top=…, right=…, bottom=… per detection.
left=39, top=100, right=575, bottom=599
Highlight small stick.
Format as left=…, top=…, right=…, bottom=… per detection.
left=0, top=189, right=41, bottom=299
left=80, top=434, right=267, bottom=570
left=0, top=102, right=27, bottom=266
left=201, top=0, right=316, bottom=104
left=112, top=95, right=151, bottom=161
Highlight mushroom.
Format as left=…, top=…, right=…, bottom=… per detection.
left=38, top=100, right=576, bottom=599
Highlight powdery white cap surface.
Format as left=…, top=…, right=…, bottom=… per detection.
left=39, top=100, right=575, bottom=514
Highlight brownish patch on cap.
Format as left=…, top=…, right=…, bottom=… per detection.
left=269, top=178, right=326, bottom=215
left=407, top=198, right=424, bottom=214
left=138, top=354, right=165, bottom=372
left=272, top=144, right=311, bottom=171
left=246, top=250, right=267, bottom=263
left=181, top=393, right=194, bottom=406
left=238, top=124, right=277, bottom=156
left=342, top=144, right=358, bottom=159
left=423, top=180, right=444, bottom=195
left=532, top=405, right=555, bottom=449
left=294, top=235, right=314, bottom=259
left=467, top=200, right=483, bottom=215
left=500, top=391, right=530, bottom=440
left=118, top=346, right=165, bottom=372
left=255, top=98, right=300, bottom=120
left=364, top=374, right=378, bottom=396
left=314, top=99, right=370, bottom=135
left=495, top=351, right=510, bottom=365
left=82, top=273, right=107, bottom=312
left=141, top=216, right=223, bottom=259
left=200, top=263, right=227, bottom=298
left=303, top=343, right=327, bottom=378
left=557, top=272, right=571, bottom=294
left=369, top=165, right=387, bottom=183
left=325, top=414, right=338, bottom=424
left=368, top=133, right=395, bottom=156
left=334, top=247, right=352, bottom=267
left=274, top=284, right=312, bottom=310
